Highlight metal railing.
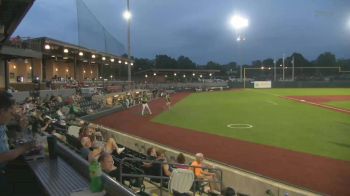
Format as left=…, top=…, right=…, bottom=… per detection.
left=118, top=157, right=223, bottom=196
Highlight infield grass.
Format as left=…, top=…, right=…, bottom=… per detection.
left=153, top=88, right=350, bottom=161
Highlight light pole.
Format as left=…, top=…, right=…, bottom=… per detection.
left=282, top=53, right=285, bottom=81
left=123, top=0, right=132, bottom=82
left=230, top=15, right=249, bottom=82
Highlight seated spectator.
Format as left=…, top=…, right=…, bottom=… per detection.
left=173, top=153, right=189, bottom=169
left=80, top=137, right=92, bottom=160
left=157, top=150, right=172, bottom=177
left=98, top=152, right=120, bottom=182
left=191, top=153, right=220, bottom=195
left=143, top=147, right=157, bottom=170
left=148, top=149, right=172, bottom=185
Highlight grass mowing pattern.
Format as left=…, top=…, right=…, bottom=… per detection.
left=153, top=88, right=350, bottom=161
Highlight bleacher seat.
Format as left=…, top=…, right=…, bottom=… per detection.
left=168, top=169, right=194, bottom=196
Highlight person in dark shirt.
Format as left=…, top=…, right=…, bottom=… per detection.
left=98, top=152, right=120, bottom=182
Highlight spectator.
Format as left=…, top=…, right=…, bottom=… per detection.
left=104, top=137, right=125, bottom=155
left=174, top=153, right=188, bottom=169
left=0, top=91, right=35, bottom=191
left=143, top=147, right=157, bottom=170
left=191, top=153, right=220, bottom=195
left=80, top=136, right=92, bottom=160
left=98, top=152, right=120, bottom=182
left=148, top=149, right=172, bottom=185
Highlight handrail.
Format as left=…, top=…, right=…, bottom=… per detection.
left=118, top=157, right=223, bottom=196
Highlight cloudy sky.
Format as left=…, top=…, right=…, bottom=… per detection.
left=14, top=0, right=350, bottom=65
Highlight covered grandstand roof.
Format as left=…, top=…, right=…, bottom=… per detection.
left=0, top=0, right=35, bottom=43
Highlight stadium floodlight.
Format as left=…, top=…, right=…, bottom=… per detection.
left=63, top=48, right=69, bottom=53
left=118, top=60, right=122, bottom=64
left=91, top=54, right=96, bottom=59
left=111, top=58, right=115, bottom=62
left=124, top=0, right=132, bottom=82
left=44, top=44, right=50, bottom=50
left=79, top=52, right=83, bottom=56
left=230, top=15, right=249, bottom=30
left=153, top=73, right=157, bottom=76
left=102, top=57, right=106, bottom=61
left=123, top=10, right=132, bottom=20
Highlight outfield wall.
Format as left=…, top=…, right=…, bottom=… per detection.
left=230, top=81, right=350, bottom=88
left=86, top=120, right=320, bottom=196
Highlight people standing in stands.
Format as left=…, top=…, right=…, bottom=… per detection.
left=98, top=152, right=120, bottom=182
left=141, top=93, right=152, bottom=116
left=165, top=93, right=171, bottom=111
left=0, top=91, right=35, bottom=192
left=191, top=153, right=220, bottom=195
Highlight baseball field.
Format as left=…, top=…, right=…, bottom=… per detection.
left=153, top=88, right=350, bottom=161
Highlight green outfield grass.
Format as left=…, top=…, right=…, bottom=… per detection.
left=326, top=101, right=350, bottom=110
left=153, top=88, right=350, bottom=161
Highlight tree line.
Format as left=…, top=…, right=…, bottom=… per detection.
left=103, top=52, right=350, bottom=80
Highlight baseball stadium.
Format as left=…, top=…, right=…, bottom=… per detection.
left=0, top=1, right=350, bottom=196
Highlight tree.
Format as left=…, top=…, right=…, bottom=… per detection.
left=262, top=58, right=274, bottom=67
left=222, top=62, right=238, bottom=77
left=177, top=56, right=196, bottom=69
left=134, top=58, right=154, bottom=71
left=315, top=52, right=337, bottom=76
left=205, top=61, right=221, bottom=70
left=251, top=60, right=262, bottom=67
left=155, top=55, right=177, bottom=69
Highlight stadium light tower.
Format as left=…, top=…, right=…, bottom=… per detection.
left=123, top=0, right=132, bottom=83
left=230, top=15, right=249, bottom=82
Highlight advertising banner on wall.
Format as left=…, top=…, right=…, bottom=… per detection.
left=254, top=81, right=272, bottom=88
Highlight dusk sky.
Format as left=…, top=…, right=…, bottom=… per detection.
left=14, top=0, right=350, bottom=65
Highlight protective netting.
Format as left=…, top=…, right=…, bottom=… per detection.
left=76, top=0, right=125, bottom=55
